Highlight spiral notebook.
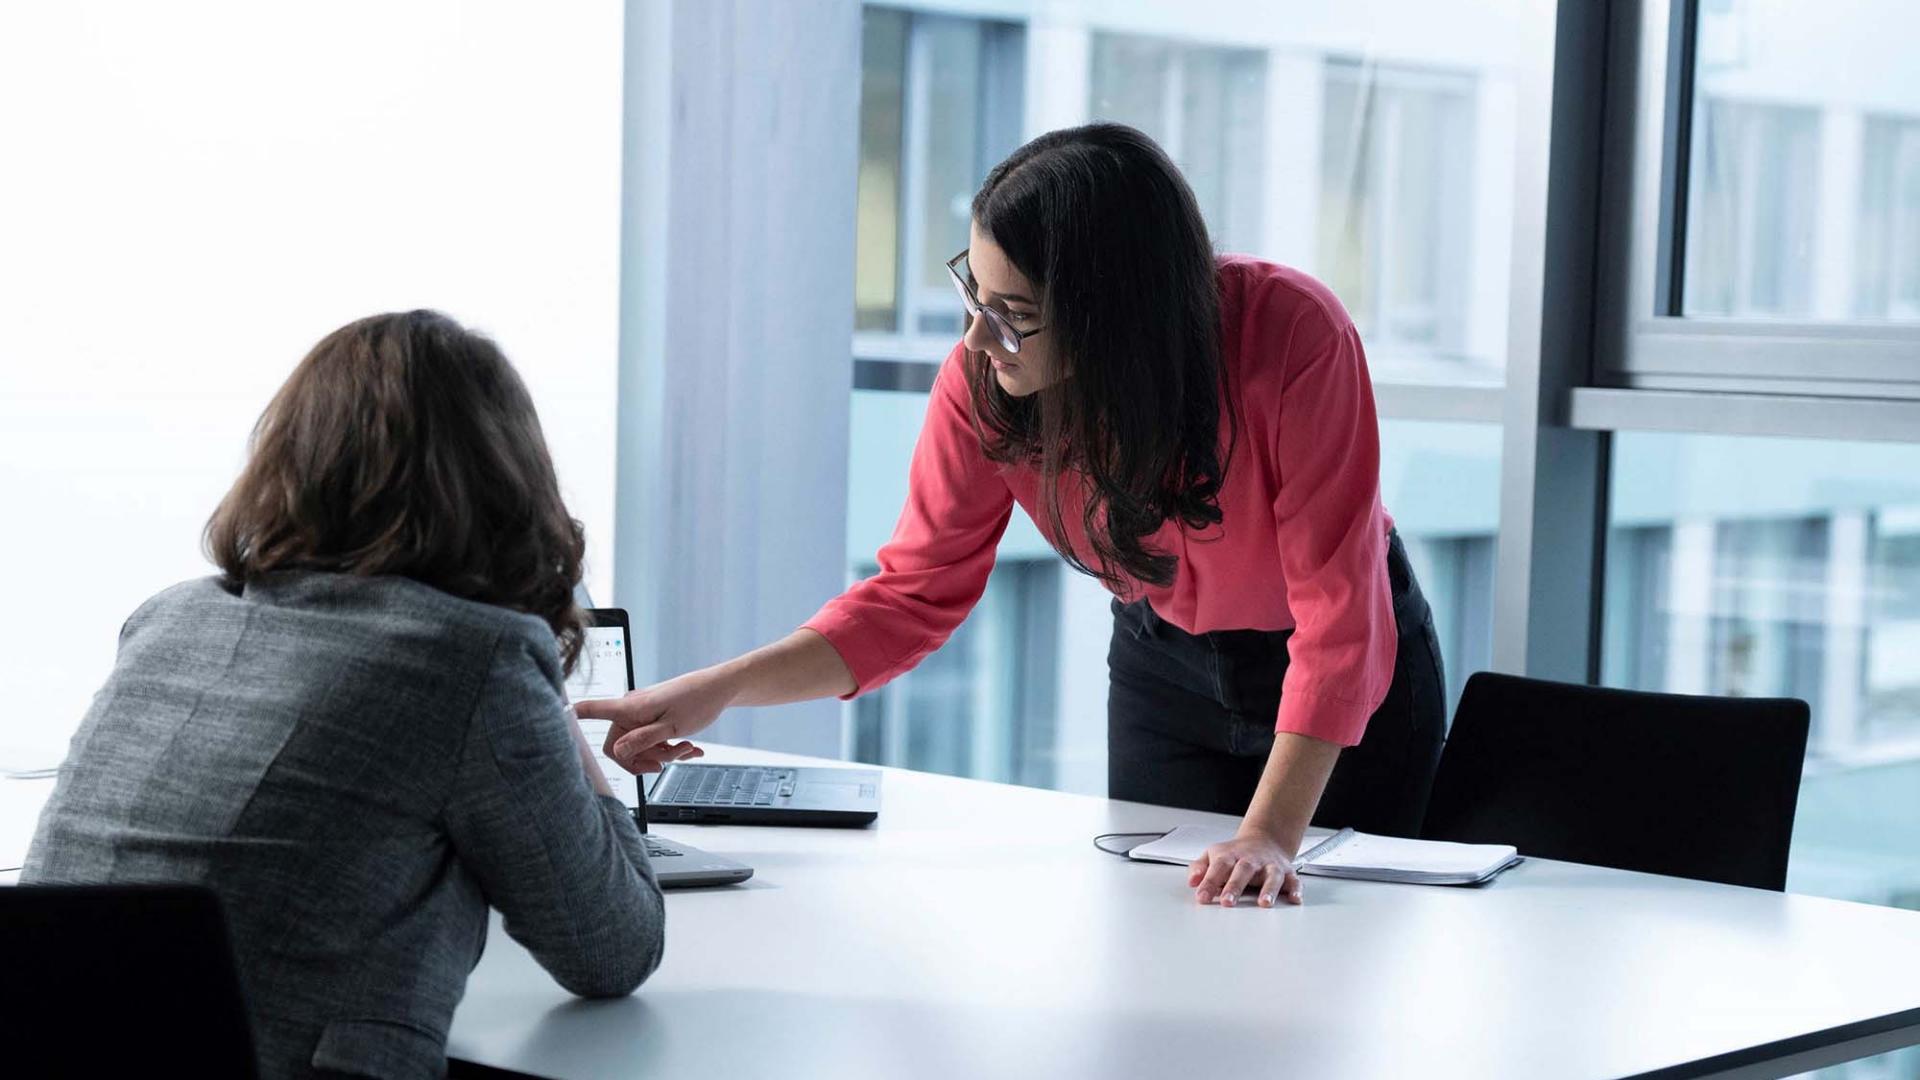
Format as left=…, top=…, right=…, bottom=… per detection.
left=1125, top=825, right=1522, bottom=886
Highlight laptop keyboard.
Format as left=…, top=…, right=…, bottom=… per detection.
left=655, top=766, right=798, bottom=807
left=642, top=838, right=683, bottom=858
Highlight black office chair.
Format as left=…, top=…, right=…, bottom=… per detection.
left=0, top=883, right=259, bottom=1076
left=1419, top=672, right=1810, bottom=891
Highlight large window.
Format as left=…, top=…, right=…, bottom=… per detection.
left=1379, top=421, right=1501, bottom=714
left=1684, top=0, right=1920, bottom=325
left=1088, top=34, right=1267, bottom=254
left=855, top=4, right=1526, bottom=386
left=843, top=387, right=1105, bottom=794
left=854, top=9, right=1023, bottom=357
left=848, top=558, right=1061, bottom=788
left=1320, top=62, right=1483, bottom=374
left=1602, top=434, right=1920, bottom=915
left=1608, top=0, right=1920, bottom=399
left=1683, top=98, right=1821, bottom=318
left=1082, top=34, right=1511, bottom=384
left=1857, top=115, right=1920, bottom=320
left=1579, top=4, right=1920, bottom=1066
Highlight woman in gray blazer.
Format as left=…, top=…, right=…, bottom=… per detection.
left=24, top=311, right=664, bottom=1079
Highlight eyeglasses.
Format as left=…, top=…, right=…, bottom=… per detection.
left=945, top=249, right=1046, bottom=355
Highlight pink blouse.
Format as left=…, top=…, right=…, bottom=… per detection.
left=805, top=256, right=1397, bottom=746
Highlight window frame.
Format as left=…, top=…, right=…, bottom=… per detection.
left=1594, top=0, right=1920, bottom=406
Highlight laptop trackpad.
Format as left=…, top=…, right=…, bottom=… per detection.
left=794, top=780, right=863, bottom=804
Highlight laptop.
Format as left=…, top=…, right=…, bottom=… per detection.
left=648, top=761, right=881, bottom=828
left=567, top=610, right=753, bottom=888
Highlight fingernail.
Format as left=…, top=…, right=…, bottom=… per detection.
left=1222, top=895, right=1235, bottom=907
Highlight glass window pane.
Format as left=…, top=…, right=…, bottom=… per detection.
left=854, top=9, right=907, bottom=333
left=860, top=1, right=1538, bottom=382
left=1379, top=420, right=1502, bottom=715
left=853, top=11, right=1022, bottom=349
left=1683, top=0, right=1920, bottom=322
left=1603, top=432, right=1920, bottom=912
left=1088, top=34, right=1169, bottom=138
left=1857, top=116, right=1920, bottom=319
left=846, top=389, right=1071, bottom=788
left=1319, top=70, right=1372, bottom=337
left=918, top=20, right=984, bottom=299
left=1684, top=99, right=1820, bottom=317
left=1083, top=8, right=1527, bottom=389
left=1090, top=34, right=1267, bottom=255
left=1323, top=63, right=1479, bottom=362
left=849, top=557, right=1063, bottom=787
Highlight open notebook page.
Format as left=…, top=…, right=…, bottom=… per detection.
left=1303, top=832, right=1515, bottom=876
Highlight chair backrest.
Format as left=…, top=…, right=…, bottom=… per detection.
left=0, top=883, right=258, bottom=1076
left=1419, top=672, right=1810, bottom=891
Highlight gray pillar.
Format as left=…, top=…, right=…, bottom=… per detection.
left=615, top=0, right=861, bottom=757
left=1491, top=0, right=1614, bottom=683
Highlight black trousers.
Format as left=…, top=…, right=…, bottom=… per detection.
left=1106, top=529, right=1447, bottom=838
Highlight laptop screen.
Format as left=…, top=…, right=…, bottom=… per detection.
left=563, top=623, right=643, bottom=810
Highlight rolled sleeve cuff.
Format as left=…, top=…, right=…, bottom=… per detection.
left=1275, top=687, right=1373, bottom=748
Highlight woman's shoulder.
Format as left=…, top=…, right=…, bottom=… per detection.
left=134, top=571, right=557, bottom=664
left=258, top=570, right=542, bottom=621
left=1214, top=256, right=1365, bottom=394
left=362, top=576, right=566, bottom=690
left=1215, top=255, right=1357, bottom=341
left=119, top=576, right=243, bottom=637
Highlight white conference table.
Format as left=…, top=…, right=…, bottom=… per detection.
left=445, top=745, right=1920, bottom=1080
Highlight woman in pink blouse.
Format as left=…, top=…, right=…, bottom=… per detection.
left=581, top=124, right=1446, bottom=910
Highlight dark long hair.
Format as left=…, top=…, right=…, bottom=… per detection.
left=965, top=122, right=1232, bottom=590
left=205, top=310, right=589, bottom=671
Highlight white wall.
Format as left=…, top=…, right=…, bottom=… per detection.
left=0, top=2, right=625, bottom=762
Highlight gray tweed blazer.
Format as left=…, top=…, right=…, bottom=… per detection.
left=24, top=572, right=664, bottom=1079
